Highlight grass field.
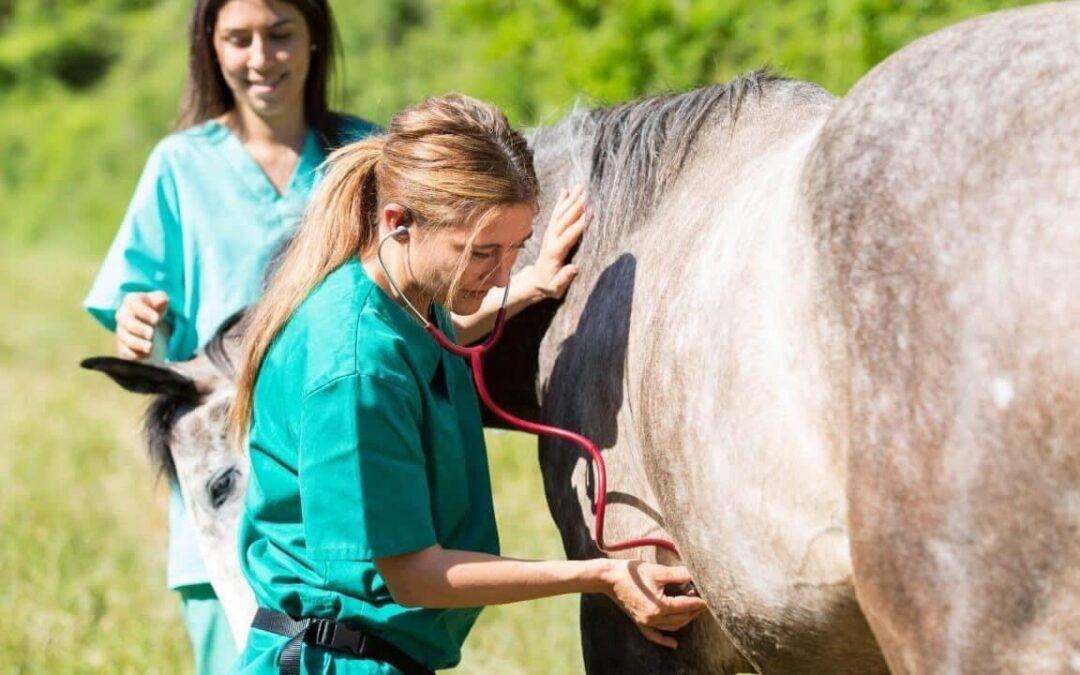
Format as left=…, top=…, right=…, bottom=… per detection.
left=0, top=243, right=582, bottom=673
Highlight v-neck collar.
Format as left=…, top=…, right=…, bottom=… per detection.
left=209, top=119, right=321, bottom=203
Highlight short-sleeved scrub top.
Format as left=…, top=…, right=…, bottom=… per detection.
left=235, top=259, right=500, bottom=674
left=83, top=116, right=377, bottom=588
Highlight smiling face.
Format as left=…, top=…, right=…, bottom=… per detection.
left=212, top=0, right=310, bottom=121
left=410, top=203, right=536, bottom=315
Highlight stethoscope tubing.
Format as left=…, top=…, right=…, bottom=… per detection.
left=377, top=227, right=680, bottom=557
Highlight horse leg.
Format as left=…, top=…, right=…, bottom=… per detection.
left=581, top=593, right=690, bottom=674
left=580, top=592, right=751, bottom=674
left=539, top=429, right=754, bottom=675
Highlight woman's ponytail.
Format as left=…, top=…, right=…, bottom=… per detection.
left=230, top=93, right=538, bottom=441
left=229, top=137, right=384, bottom=438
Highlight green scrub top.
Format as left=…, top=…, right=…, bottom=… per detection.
left=84, top=116, right=378, bottom=588
left=236, top=259, right=500, bottom=673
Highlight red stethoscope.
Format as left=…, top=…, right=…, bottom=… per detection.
left=378, top=225, right=681, bottom=558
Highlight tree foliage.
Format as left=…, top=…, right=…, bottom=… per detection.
left=0, top=0, right=1040, bottom=251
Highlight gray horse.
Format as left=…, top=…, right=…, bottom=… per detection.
left=82, top=313, right=256, bottom=648
left=84, top=3, right=1079, bottom=671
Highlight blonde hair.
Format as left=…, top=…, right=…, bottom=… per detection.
left=230, top=93, right=538, bottom=437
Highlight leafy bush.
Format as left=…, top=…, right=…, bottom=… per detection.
left=0, top=4, right=120, bottom=91
left=0, top=0, right=1041, bottom=253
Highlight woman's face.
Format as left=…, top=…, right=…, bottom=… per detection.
left=213, top=0, right=311, bottom=121
left=412, top=203, right=536, bottom=315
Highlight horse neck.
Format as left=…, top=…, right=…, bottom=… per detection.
left=526, top=76, right=836, bottom=270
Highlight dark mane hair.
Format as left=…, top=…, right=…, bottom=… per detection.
left=144, top=395, right=192, bottom=481
left=588, top=69, right=786, bottom=244
left=204, top=309, right=247, bottom=379
left=530, top=69, right=791, bottom=254
left=176, top=0, right=348, bottom=150
left=143, top=309, right=248, bottom=480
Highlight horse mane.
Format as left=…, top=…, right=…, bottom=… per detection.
left=143, top=309, right=247, bottom=481
left=538, top=69, right=789, bottom=249
left=204, top=308, right=247, bottom=379
left=144, top=394, right=186, bottom=481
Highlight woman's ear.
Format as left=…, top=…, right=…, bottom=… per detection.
left=380, top=203, right=408, bottom=237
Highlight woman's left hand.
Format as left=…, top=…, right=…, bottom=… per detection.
left=517, top=183, right=590, bottom=302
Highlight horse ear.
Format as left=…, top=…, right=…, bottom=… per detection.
left=80, top=356, right=200, bottom=400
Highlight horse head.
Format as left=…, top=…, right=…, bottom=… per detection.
left=80, top=310, right=255, bottom=646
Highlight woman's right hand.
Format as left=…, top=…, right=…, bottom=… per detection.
left=115, top=291, right=169, bottom=359
left=603, top=560, right=709, bottom=649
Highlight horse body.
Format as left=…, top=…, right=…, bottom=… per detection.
left=633, top=100, right=869, bottom=670
left=808, top=4, right=1080, bottom=671
left=524, top=3, right=1078, bottom=671
left=529, top=76, right=885, bottom=672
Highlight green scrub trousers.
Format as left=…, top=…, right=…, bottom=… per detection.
left=179, top=583, right=239, bottom=674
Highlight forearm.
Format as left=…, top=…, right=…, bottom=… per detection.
left=378, top=545, right=612, bottom=609
left=451, top=266, right=544, bottom=345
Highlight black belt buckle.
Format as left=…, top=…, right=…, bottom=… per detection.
left=313, top=619, right=367, bottom=656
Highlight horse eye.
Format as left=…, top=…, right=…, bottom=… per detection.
left=206, top=466, right=240, bottom=509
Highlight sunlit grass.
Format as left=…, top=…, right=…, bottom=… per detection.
left=0, top=244, right=188, bottom=673
left=0, top=243, right=580, bottom=673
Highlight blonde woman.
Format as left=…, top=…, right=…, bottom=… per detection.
left=231, top=93, right=707, bottom=675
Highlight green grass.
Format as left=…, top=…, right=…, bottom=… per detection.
left=0, top=242, right=580, bottom=673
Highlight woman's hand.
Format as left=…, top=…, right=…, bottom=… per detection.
left=516, top=183, right=591, bottom=303
left=451, top=185, right=590, bottom=344
left=115, top=291, right=169, bottom=359
left=603, top=560, right=709, bottom=649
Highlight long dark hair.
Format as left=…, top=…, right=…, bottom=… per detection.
left=176, top=0, right=344, bottom=148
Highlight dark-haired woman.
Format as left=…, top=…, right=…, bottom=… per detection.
left=82, top=1, right=375, bottom=671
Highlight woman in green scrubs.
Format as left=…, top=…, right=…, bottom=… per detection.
left=84, top=1, right=374, bottom=671
left=230, top=93, right=708, bottom=675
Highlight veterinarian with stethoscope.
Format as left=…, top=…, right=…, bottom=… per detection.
left=229, top=93, right=707, bottom=674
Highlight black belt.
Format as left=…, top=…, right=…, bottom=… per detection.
left=251, top=607, right=434, bottom=675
